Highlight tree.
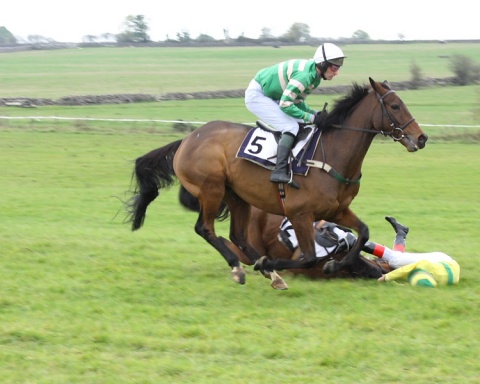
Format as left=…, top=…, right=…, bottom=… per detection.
left=27, top=35, right=54, bottom=44
left=196, top=34, right=215, bottom=42
left=409, top=61, right=423, bottom=89
left=352, top=30, right=370, bottom=41
left=448, top=54, right=480, bottom=85
left=0, top=26, right=17, bottom=44
left=101, top=33, right=116, bottom=42
left=282, top=23, right=310, bottom=43
left=176, top=31, right=191, bottom=43
left=82, top=35, right=97, bottom=43
left=117, top=15, right=150, bottom=43
left=259, top=27, right=274, bottom=39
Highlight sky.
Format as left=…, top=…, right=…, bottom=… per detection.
left=2, top=0, right=479, bottom=43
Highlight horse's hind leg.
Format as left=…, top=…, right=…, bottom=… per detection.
left=223, top=195, right=262, bottom=264
left=194, top=204, right=246, bottom=285
left=224, top=194, right=288, bottom=290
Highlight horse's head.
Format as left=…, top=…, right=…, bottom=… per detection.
left=369, top=77, right=428, bottom=152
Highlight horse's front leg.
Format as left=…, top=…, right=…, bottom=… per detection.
left=323, top=210, right=369, bottom=274
left=288, top=215, right=318, bottom=268
left=255, top=213, right=317, bottom=272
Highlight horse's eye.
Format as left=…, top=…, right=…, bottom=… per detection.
left=391, top=104, right=400, bottom=111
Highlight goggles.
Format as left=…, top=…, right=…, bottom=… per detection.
left=329, top=63, right=341, bottom=72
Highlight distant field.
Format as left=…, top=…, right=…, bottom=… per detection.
left=1, top=43, right=479, bottom=141
left=1, top=43, right=479, bottom=98
left=1, top=84, right=478, bottom=141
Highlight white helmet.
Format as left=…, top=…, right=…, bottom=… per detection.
left=313, top=43, right=346, bottom=66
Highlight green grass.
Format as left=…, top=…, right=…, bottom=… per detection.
left=1, top=130, right=479, bottom=383
left=1, top=43, right=479, bottom=383
left=1, top=85, right=479, bottom=142
left=1, top=43, right=480, bottom=98
left=1, top=43, right=479, bottom=141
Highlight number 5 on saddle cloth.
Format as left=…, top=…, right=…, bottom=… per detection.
left=236, top=122, right=321, bottom=176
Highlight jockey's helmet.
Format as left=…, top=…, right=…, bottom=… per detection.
left=314, top=43, right=346, bottom=67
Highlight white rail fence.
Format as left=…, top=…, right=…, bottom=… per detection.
left=1, top=115, right=480, bottom=129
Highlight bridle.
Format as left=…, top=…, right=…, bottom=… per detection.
left=331, top=89, right=416, bottom=142
left=376, top=90, right=416, bottom=141
left=303, top=87, right=418, bottom=185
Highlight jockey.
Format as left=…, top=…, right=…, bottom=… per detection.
left=245, top=43, right=346, bottom=189
left=278, top=216, right=460, bottom=287
left=376, top=217, right=460, bottom=287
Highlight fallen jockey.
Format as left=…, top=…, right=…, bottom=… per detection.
left=278, top=216, right=460, bottom=287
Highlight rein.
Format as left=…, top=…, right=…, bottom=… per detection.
left=331, top=90, right=416, bottom=142
left=294, top=88, right=416, bottom=186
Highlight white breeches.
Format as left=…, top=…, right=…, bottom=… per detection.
left=245, top=79, right=301, bottom=136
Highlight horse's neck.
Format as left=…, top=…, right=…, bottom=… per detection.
left=324, top=117, right=375, bottom=164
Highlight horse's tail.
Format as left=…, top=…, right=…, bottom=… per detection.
left=178, top=185, right=230, bottom=221
left=126, top=139, right=183, bottom=231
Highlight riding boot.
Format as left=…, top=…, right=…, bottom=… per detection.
left=270, top=133, right=299, bottom=189
left=385, top=216, right=409, bottom=252
left=362, top=241, right=386, bottom=258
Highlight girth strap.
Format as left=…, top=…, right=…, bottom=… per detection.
left=305, top=159, right=361, bottom=185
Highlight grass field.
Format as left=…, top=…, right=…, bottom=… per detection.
left=1, top=130, right=479, bottom=383
left=1, top=85, right=478, bottom=143
left=1, top=43, right=479, bottom=141
left=1, top=44, right=480, bottom=383
left=1, top=43, right=480, bottom=98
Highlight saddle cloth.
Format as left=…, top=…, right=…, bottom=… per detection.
left=236, top=124, right=321, bottom=176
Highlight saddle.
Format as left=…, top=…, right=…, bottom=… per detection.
left=236, top=121, right=321, bottom=176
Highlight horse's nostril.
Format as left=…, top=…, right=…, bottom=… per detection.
left=418, top=134, right=428, bottom=148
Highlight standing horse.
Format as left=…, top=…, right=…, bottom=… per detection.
left=126, top=78, right=427, bottom=287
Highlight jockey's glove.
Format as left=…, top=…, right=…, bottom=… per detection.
left=313, top=111, right=328, bottom=128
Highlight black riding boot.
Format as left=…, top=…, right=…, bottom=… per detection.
left=385, top=216, right=409, bottom=251
left=270, top=133, right=299, bottom=189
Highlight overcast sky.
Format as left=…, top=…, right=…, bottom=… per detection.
left=2, top=0, right=479, bottom=42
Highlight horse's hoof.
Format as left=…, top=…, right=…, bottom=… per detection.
left=270, top=271, right=289, bottom=290
left=254, top=255, right=269, bottom=271
left=323, top=260, right=337, bottom=274
left=231, top=266, right=246, bottom=284
left=264, top=270, right=288, bottom=289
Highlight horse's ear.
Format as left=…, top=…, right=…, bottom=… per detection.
left=369, top=77, right=382, bottom=93
left=369, top=77, right=391, bottom=93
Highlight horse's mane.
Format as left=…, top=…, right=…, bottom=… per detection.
left=323, top=83, right=370, bottom=128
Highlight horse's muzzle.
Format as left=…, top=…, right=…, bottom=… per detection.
left=418, top=134, right=428, bottom=149
left=405, top=133, right=428, bottom=152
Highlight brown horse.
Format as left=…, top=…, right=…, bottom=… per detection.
left=127, top=78, right=427, bottom=287
left=245, top=206, right=392, bottom=281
